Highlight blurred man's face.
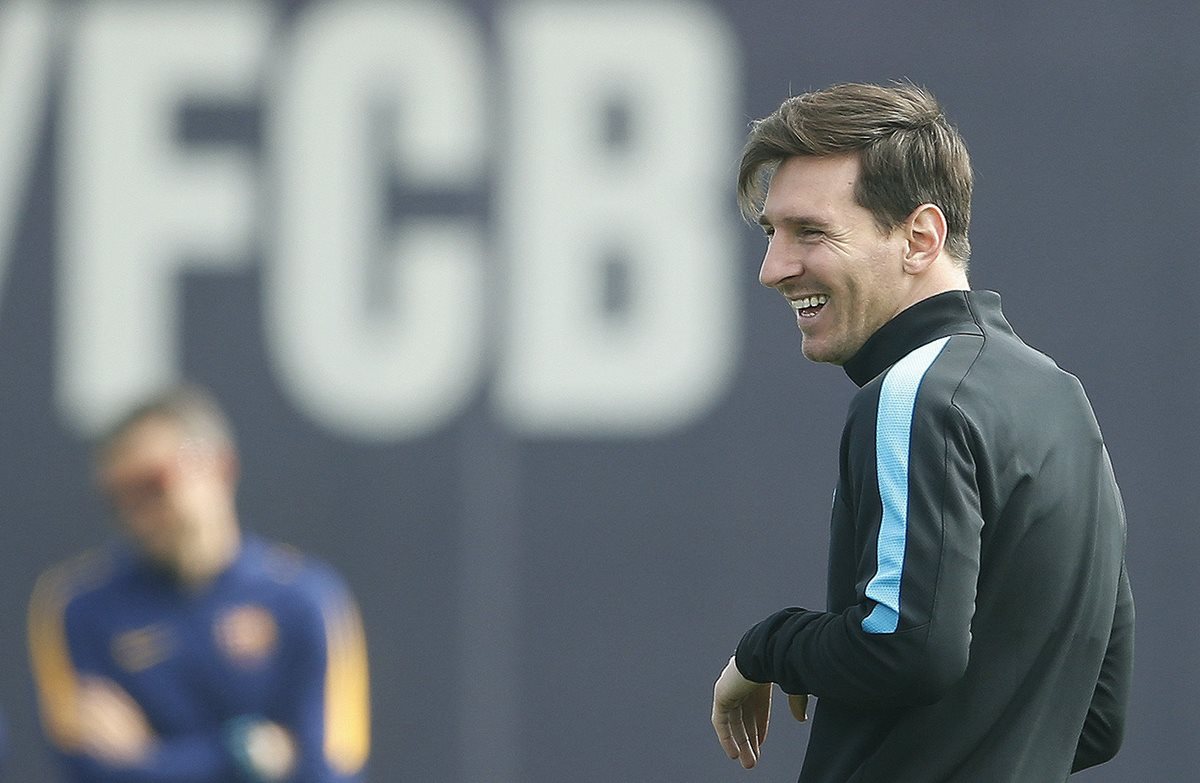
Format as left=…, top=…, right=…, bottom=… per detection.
left=98, top=417, right=233, bottom=571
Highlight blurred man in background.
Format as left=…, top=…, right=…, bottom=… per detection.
left=28, top=384, right=370, bottom=782
left=711, top=82, right=1133, bottom=780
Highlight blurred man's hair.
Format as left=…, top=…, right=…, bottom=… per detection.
left=98, top=384, right=235, bottom=457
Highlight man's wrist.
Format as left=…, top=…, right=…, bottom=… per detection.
left=733, top=648, right=768, bottom=684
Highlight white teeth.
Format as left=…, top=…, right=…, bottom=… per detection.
left=791, top=294, right=829, bottom=310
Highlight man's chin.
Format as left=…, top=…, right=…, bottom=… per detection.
left=800, top=340, right=844, bottom=366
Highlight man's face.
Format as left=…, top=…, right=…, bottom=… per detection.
left=98, top=417, right=232, bottom=569
left=757, top=154, right=910, bottom=365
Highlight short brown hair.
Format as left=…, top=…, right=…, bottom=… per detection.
left=738, top=81, right=973, bottom=265
left=98, top=383, right=235, bottom=459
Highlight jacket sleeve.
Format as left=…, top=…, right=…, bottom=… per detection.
left=29, top=559, right=243, bottom=778
left=275, top=570, right=371, bottom=782
left=28, top=561, right=240, bottom=783
left=57, top=737, right=236, bottom=783
left=737, top=360, right=982, bottom=708
left=1072, top=562, right=1134, bottom=772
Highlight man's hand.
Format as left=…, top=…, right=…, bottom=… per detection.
left=712, top=656, right=772, bottom=769
left=788, top=693, right=810, bottom=723
left=242, top=720, right=297, bottom=781
left=226, top=717, right=297, bottom=782
left=76, top=676, right=154, bottom=766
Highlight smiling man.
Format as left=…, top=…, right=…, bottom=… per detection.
left=711, top=83, right=1133, bottom=781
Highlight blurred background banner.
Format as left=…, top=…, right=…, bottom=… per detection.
left=1, top=0, right=1196, bottom=780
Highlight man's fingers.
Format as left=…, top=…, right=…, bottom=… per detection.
left=712, top=713, right=740, bottom=760
left=712, top=657, right=769, bottom=768
left=788, top=693, right=810, bottom=722
left=76, top=677, right=154, bottom=765
left=712, top=707, right=757, bottom=768
left=731, top=709, right=758, bottom=769
left=754, top=685, right=771, bottom=746
left=753, top=709, right=768, bottom=748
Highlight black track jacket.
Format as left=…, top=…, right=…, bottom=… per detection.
left=736, top=290, right=1133, bottom=782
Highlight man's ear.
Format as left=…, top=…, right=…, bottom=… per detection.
left=902, top=203, right=948, bottom=274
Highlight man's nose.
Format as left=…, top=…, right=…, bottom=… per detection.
left=758, top=241, right=798, bottom=289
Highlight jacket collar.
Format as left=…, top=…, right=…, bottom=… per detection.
left=843, top=290, right=1006, bottom=387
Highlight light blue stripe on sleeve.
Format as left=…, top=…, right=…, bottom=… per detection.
left=861, top=336, right=951, bottom=634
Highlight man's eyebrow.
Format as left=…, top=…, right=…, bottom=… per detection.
left=757, top=212, right=832, bottom=230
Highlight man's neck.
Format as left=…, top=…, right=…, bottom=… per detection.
left=173, top=524, right=242, bottom=590
left=896, top=258, right=970, bottom=318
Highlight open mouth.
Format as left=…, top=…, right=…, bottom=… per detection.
left=789, top=294, right=829, bottom=319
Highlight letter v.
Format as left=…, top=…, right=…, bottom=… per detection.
left=0, top=0, right=53, bottom=310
